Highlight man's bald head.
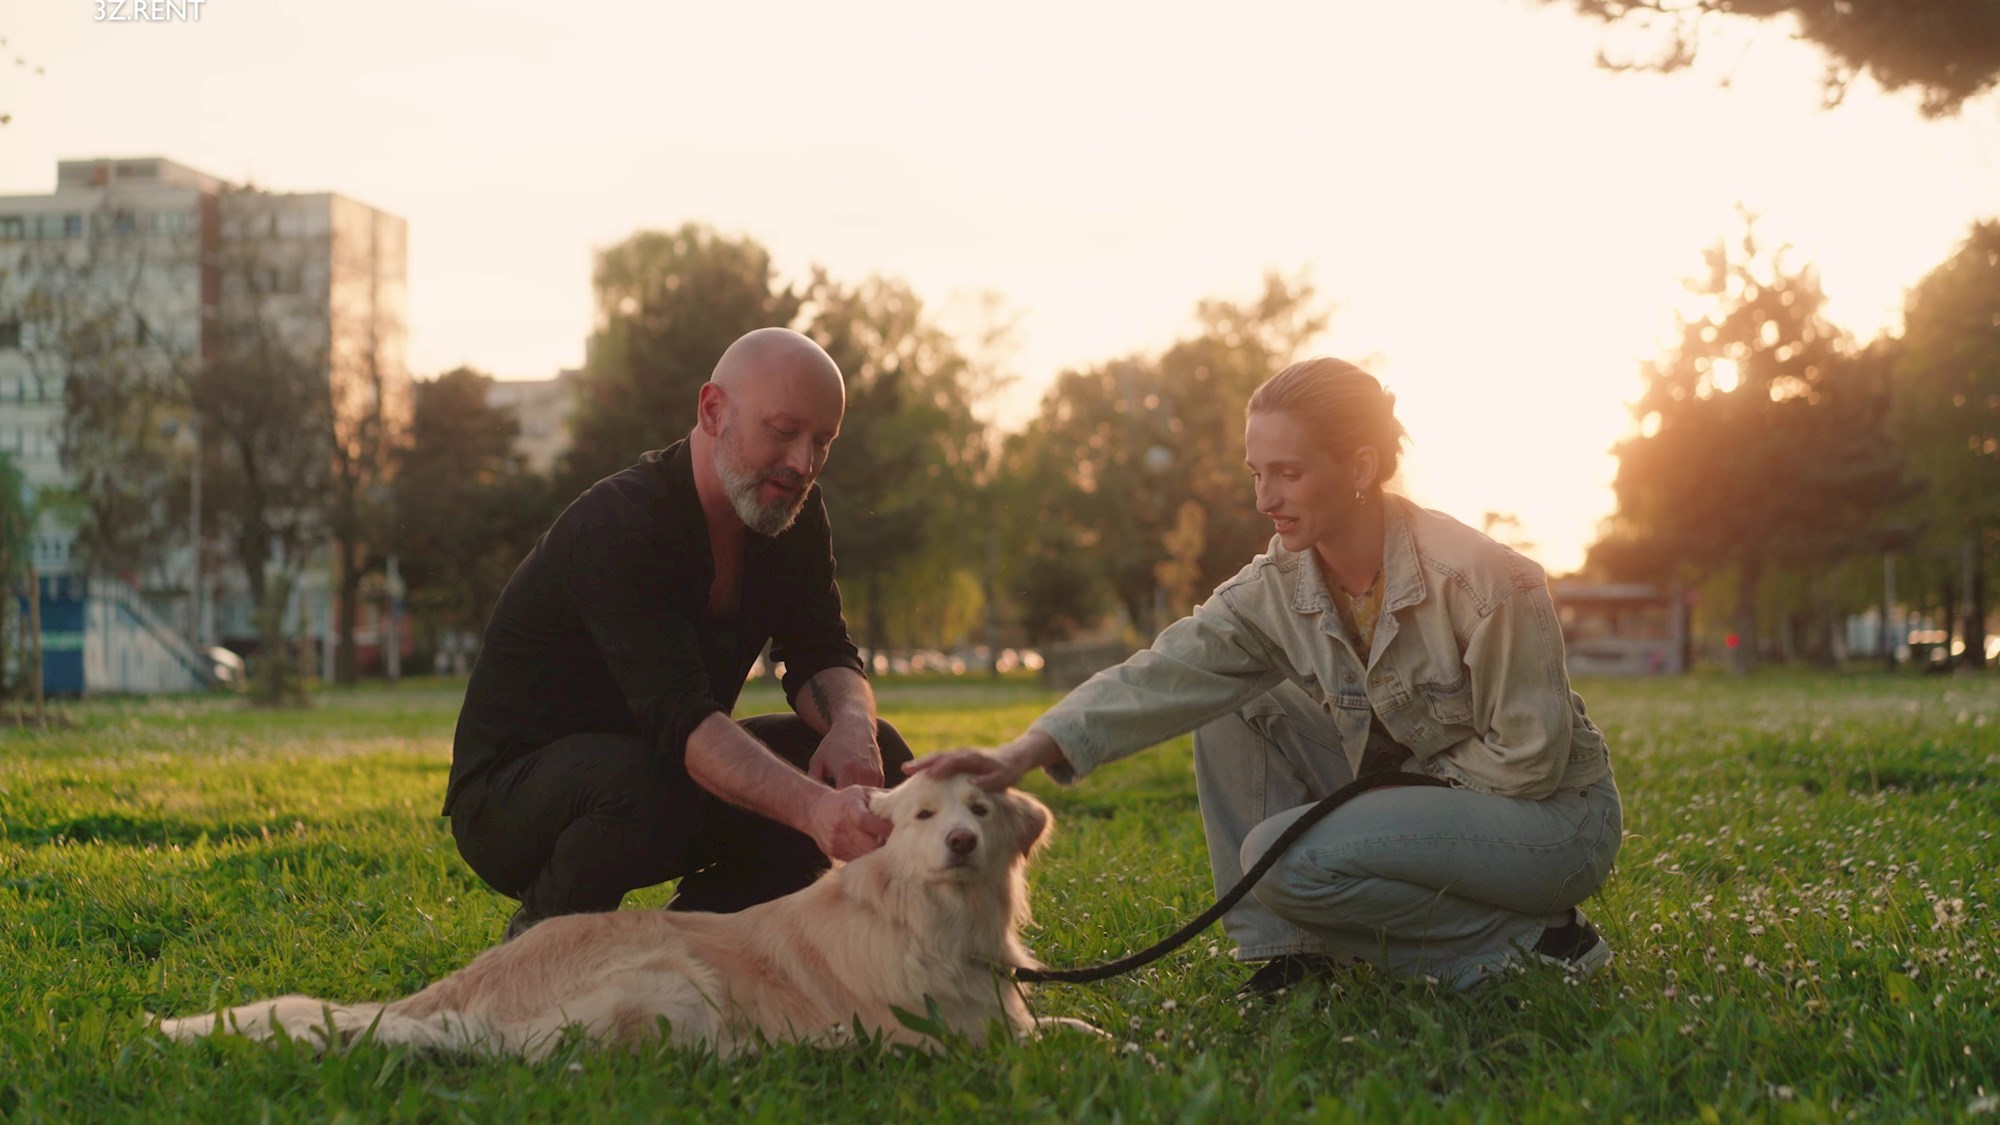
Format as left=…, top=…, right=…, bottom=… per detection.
left=711, top=327, right=845, bottom=400
left=694, top=328, right=846, bottom=537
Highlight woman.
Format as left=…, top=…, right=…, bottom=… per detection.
left=911, top=358, right=1621, bottom=994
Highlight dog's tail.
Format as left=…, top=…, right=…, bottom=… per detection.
left=154, top=995, right=492, bottom=1053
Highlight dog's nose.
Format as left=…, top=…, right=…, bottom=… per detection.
left=946, top=829, right=977, bottom=856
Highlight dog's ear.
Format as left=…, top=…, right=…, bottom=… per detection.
left=867, top=786, right=896, bottom=820
left=1002, top=789, right=1052, bottom=858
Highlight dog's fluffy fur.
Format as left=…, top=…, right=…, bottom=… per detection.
left=156, top=774, right=1084, bottom=1058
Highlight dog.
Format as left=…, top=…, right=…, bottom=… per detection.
left=155, top=773, right=1098, bottom=1058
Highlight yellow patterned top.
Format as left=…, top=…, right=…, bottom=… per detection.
left=1330, top=569, right=1385, bottom=658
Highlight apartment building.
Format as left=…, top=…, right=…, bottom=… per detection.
left=485, top=367, right=579, bottom=474
left=0, top=157, right=410, bottom=693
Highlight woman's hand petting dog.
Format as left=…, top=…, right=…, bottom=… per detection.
left=906, top=730, right=1067, bottom=792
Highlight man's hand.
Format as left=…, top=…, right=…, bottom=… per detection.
left=807, top=785, right=892, bottom=861
left=806, top=717, right=884, bottom=789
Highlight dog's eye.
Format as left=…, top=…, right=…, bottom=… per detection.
left=915, top=809, right=934, bottom=820
left=969, top=803, right=989, bottom=817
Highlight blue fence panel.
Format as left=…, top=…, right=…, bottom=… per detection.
left=19, top=577, right=86, bottom=695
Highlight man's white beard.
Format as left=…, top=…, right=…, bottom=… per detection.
left=715, top=423, right=808, bottom=537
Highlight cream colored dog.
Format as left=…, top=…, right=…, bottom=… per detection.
left=156, top=773, right=1095, bottom=1057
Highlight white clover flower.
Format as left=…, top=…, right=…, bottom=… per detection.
left=1934, top=899, right=1968, bottom=930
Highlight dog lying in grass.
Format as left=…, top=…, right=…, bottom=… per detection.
left=156, top=773, right=1098, bottom=1058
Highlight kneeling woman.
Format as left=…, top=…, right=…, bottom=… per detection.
left=912, top=358, right=1622, bottom=993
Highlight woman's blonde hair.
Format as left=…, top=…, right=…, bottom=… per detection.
left=1246, top=357, right=1408, bottom=492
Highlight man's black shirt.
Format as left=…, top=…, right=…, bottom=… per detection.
left=444, top=439, right=864, bottom=815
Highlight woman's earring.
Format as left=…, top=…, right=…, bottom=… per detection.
left=1354, top=489, right=1368, bottom=506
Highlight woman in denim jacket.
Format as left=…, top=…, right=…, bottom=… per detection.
left=910, top=358, right=1622, bottom=994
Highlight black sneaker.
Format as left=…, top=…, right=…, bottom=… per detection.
left=1236, top=954, right=1344, bottom=999
left=1529, top=910, right=1613, bottom=977
left=502, top=906, right=542, bottom=944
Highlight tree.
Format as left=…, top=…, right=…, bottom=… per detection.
left=1895, top=221, right=2000, bottom=669
left=198, top=189, right=338, bottom=702
left=0, top=452, right=42, bottom=715
left=394, top=366, right=547, bottom=655
left=324, top=200, right=412, bottom=686
left=802, top=272, right=989, bottom=658
left=1596, top=217, right=1908, bottom=671
left=26, top=191, right=340, bottom=700
left=999, top=273, right=1328, bottom=638
left=1011, top=549, right=1110, bottom=645
left=15, top=198, right=193, bottom=582
left=1548, top=0, right=2000, bottom=117
left=563, top=224, right=802, bottom=493
left=1163, top=276, right=1331, bottom=604
left=11, top=185, right=393, bottom=702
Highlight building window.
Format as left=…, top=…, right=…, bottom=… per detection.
left=0, top=319, right=19, bottom=350
left=0, top=216, right=22, bottom=241
left=63, top=214, right=82, bottom=238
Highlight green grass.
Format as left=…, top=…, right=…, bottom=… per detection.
left=2, top=672, right=1996, bottom=1121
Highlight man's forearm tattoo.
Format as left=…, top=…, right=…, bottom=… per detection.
left=810, top=679, right=836, bottom=726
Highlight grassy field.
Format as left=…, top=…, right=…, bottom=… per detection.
left=1, top=672, right=1995, bottom=1122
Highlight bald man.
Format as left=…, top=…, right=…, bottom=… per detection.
left=444, top=328, right=908, bottom=942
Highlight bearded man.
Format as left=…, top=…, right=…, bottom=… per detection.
left=444, top=328, right=907, bottom=942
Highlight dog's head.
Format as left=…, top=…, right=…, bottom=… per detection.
left=870, top=771, right=1051, bottom=884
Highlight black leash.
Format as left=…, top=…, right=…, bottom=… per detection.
left=1015, top=771, right=1452, bottom=984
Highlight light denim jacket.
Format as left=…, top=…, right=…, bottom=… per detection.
left=1031, top=495, right=1612, bottom=800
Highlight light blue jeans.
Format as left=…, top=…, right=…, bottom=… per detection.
left=1193, top=681, right=1622, bottom=988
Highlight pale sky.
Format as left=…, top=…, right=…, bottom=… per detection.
left=5, top=0, right=1996, bottom=573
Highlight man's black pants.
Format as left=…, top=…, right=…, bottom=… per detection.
left=449, top=714, right=915, bottom=921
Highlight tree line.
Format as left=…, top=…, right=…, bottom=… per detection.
left=1590, top=212, right=1998, bottom=672
left=1535, top=0, right=2000, bottom=672
left=4, top=199, right=1993, bottom=699
left=400, top=224, right=1328, bottom=674
left=410, top=211, right=2000, bottom=678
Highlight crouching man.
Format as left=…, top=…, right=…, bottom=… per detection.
left=443, top=328, right=909, bottom=942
